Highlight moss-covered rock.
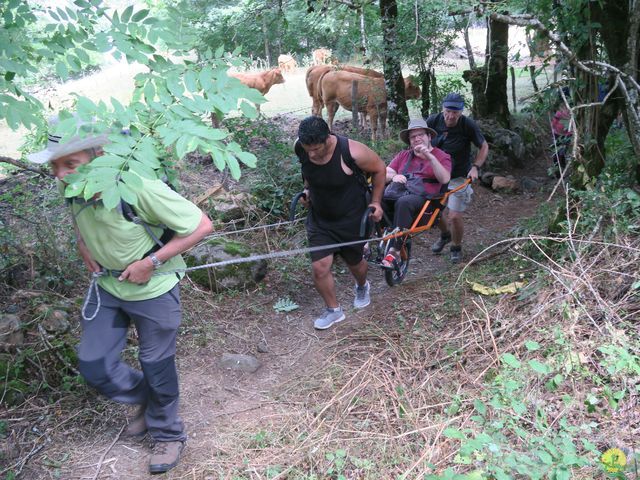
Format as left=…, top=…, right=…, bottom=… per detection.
left=185, top=238, right=268, bottom=292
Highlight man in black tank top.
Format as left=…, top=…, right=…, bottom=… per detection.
left=295, top=116, right=385, bottom=330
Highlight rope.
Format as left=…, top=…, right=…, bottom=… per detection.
left=80, top=232, right=396, bottom=321
left=155, top=234, right=396, bottom=275
left=203, top=217, right=304, bottom=240
left=81, top=273, right=102, bottom=322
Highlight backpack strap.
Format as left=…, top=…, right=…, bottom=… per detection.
left=120, top=200, right=176, bottom=254
left=335, top=134, right=369, bottom=192
left=294, top=138, right=305, bottom=160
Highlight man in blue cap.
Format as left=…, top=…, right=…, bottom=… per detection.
left=425, top=93, right=489, bottom=263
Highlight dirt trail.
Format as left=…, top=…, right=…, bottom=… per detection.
left=10, top=170, right=550, bottom=478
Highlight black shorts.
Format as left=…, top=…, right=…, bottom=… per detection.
left=306, top=213, right=365, bottom=266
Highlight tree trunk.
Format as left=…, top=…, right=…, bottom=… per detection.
left=360, top=7, right=368, bottom=58
left=462, top=67, right=489, bottom=118
left=510, top=66, right=517, bottom=112
left=484, top=15, right=510, bottom=125
left=262, top=16, right=271, bottom=67
left=464, top=16, right=476, bottom=69
left=429, top=69, right=438, bottom=114
left=528, top=65, right=539, bottom=92
left=570, top=0, right=632, bottom=188
left=419, top=69, right=430, bottom=116
left=379, top=0, right=408, bottom=129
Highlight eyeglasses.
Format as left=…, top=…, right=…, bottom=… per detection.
left=409, top=132, right=427, bottom=140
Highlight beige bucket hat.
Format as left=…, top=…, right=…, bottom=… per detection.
left=27, top=115, right=110, bottom=164
left=399, top=118, right=437, bottom=144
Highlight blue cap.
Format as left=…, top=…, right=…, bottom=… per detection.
left=442, top=93, right=464, bottom=111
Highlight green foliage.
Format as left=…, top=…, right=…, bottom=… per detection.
left=181, top=0, right=381, bottom=65
left=273, top=297, right=299, bottom=312
left=434, top=73, right=469, bottom=107
left=0, top=177, right=83, bottom=292
left=568, top=130, right=639, bottom=237
left=425, top=321, right=640, bottom=480
left=395, top=2, right=459, bottom=68
left=228, top=117, right=302, bottom=218
left=0, top=338, right=81, bottom=406
left=2, top=1, right=261, bottom=210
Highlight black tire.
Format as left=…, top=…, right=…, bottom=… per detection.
left=384, top=240, right=411, bottom=286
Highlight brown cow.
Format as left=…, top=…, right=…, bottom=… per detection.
left=229, top=68, right=285, bottom=111
left=339, top=65, right=383, bottom=78
left=320, top=70, right=388, bottom=141
left=312, top=48, right=332, bottom=66
left=320, top=71, right=422, bottom=140
left=304, top=64, right=383, bottom=118
left=305, top=64, right=334, bottom=116
left=340, top=68, right=420, bottom=129
left=277, top=54, right=297, bottom=73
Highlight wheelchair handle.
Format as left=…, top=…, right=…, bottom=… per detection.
left=289, top=191, right=307, bottom=222
left=359, top=206, right=375, bottom=238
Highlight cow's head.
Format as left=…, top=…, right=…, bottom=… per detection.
left=272, top=68, right=285, bottom=85
left=404, top=77, right=421, bottom=100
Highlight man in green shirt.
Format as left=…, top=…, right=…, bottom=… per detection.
left=28, top=117, right=213, bottom=474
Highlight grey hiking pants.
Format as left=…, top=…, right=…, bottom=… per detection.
left=78, top=284, right=186, bottom=443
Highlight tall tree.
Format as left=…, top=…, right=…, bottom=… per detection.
left=397, top=2, right=458, bottom=117
left=484, top=15, right=510, bottom=124
left=462, top=7, right=510, bottom=126
left=379, top=0, right=408, bottom=128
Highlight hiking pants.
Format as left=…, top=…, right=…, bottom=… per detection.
left=77, top=284, right=186, bottom=442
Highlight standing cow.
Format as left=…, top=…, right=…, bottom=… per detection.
left=305, top=65, right=334, bottom=116
left=319, top=70, right=422, bottom=141
left=277, top=54, right=297, bottom=73
left=228, top=68, right=285, bottom=111
left=312, top=48, right=333, bottom=66
left=304, top=64, right=383, bottom=118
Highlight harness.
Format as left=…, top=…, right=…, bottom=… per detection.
left=68, top=192, right=178, bottom=322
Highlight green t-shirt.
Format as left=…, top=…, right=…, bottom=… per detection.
left=67, top=177, right=203, bottom=301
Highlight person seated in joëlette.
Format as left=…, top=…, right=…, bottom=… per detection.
left=382, top=118, right=451, bottom=267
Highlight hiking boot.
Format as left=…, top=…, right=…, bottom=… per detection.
left=122, top=405, right=147, bottom=439
left=353, top=281, right=371, bottom=309
left=450, top=245, right=462, bottom=264
left=314, top=307, right=346, bottom=330
left=149, top=441, right=185, bottom=474
left=432, top=233, right=452, bottom=253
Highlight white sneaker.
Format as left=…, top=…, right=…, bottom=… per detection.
left=353, top=281, right=371, bottom=309
left=314, top=307, right=346, bottom=330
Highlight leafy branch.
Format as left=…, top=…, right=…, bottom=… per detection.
left=1, top=1, right=263, bottom=209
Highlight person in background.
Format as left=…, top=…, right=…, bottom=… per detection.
left=425, top=93, right=489, bottom=263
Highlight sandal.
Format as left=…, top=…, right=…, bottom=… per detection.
left=381, top=251, right=399, bottom=269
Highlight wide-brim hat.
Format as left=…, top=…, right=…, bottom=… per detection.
left=27, top=115, right=110, bottom=164
left=399, top=118, right=437, bottom=144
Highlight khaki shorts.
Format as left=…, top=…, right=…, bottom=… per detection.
left=447, top=177, right=474, bottom=213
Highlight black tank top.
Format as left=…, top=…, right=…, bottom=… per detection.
left=300, top=135, right=367, bottom=224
